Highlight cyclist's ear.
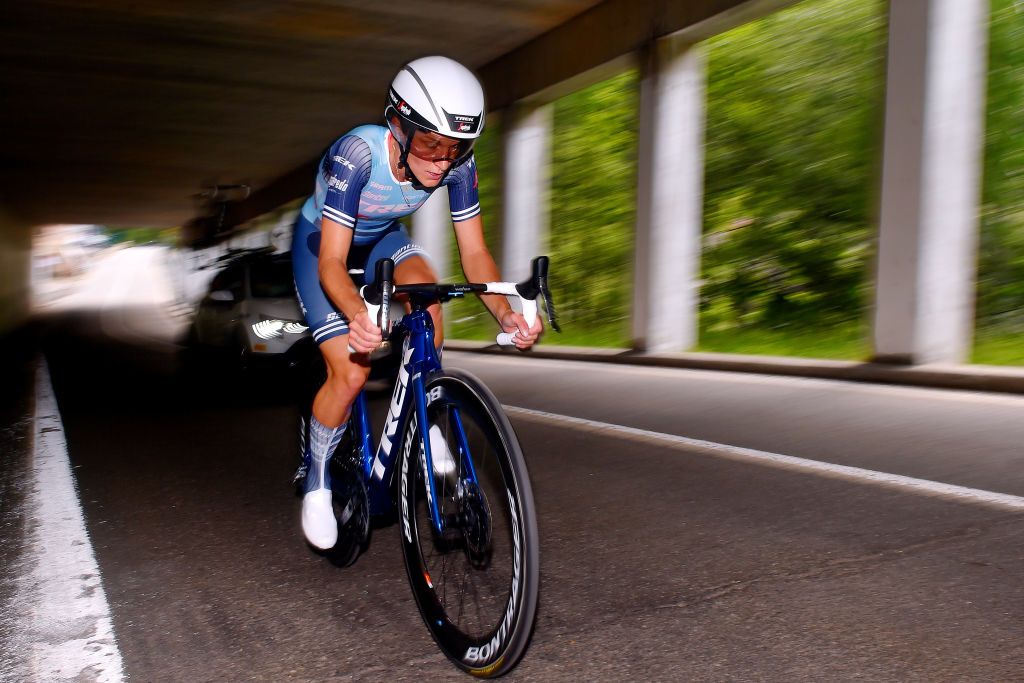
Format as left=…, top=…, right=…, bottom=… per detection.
left=389, top=116, right=408, bottom=144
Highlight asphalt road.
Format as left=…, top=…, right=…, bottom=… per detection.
left=29, top=299, right=1024, bottom=682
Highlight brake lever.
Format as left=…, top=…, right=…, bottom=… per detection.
left=539, top=277, right=561, bottom=333
left=528, top=256, right=560, bottom=333
left=374, top=259, right=394, bottom=359
left=379, top=278, right=392, bottom=341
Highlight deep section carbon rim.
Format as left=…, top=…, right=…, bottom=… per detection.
left=399, top=370, right=539, bottom=677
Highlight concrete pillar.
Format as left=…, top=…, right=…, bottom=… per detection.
left=501, top=103, right=552, bottom=281
left=632, top=37, right=706, bottom=353
left=873, top=0, right=989, bottom=364
left=412, top=186, right=452, bottom=281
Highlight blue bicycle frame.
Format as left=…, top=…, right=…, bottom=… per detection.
left=348, top=306, right=477, bottom=537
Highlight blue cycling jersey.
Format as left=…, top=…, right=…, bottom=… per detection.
left=292, top=124, right=482, bottom=345
left=299, top=124, right=481, bottom=245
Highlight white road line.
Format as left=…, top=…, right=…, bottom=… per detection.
left=20, top=360, right=125, bottom=682
left=505, top=405, right=1024, bottom=512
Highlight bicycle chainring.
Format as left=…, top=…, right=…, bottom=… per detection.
left=327, top=450, right=370, bottom=567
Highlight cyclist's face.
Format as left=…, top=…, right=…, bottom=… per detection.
left=404, top=130, right=470, bottom=187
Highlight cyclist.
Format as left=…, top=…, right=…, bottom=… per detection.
left=292, top=55, right=543, bottom=550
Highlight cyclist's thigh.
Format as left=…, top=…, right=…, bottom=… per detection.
left=293, top=215, right=350, bottom=346
left=392, top=251, right=444, bottom=344
left=393, top=254, right=437, bottom=284
left=362, top=228, right=434, bottom=285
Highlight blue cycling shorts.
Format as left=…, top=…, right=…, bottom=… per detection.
left=291, top=215, right=429, bottom=345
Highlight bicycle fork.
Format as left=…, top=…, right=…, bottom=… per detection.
left=360, top=315, right=480, bottom=538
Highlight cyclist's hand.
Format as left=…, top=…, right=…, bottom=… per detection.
left=500, top=309, right=543, bottom=350
left=348, top=309, right=382, bottom=354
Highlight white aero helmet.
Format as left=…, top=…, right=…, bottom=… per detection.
left=385, top=56, right=485, bottom=187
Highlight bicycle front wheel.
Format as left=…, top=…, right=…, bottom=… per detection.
left=398, top=369, right=539, bottom=678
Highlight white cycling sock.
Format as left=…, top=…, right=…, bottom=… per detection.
left=305, top=416, right=346, bottom=494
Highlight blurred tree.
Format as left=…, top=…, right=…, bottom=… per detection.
left=977, top=0, right=1024, bottom=338
left=548, top=71, right=639, bottom=347
left=442, top=0, right=1022, bottom=363
left=447, top=72, right=639, bottom=346
left=701, top=0, right=886, bottom=341
left=103, top=225, right=178, bottom=245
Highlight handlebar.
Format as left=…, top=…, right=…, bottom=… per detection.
left=490, top=256, right=560, bottom=346
left=354, top=256, right=560, bottom=352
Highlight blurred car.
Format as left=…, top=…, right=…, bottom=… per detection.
left=189, top=249, right=310, bottom=366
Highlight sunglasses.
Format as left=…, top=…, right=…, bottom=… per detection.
left=407, top=130, right=474, bottom=164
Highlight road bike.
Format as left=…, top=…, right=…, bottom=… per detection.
left=296, top=256, right=559, bottom=677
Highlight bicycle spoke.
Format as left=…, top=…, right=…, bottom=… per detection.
left=400, top=370, right=539, bottom=676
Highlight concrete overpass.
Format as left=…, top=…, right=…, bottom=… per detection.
left=0, top=0, right=993, bottom=365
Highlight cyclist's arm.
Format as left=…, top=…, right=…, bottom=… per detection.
left=452, top=215, right=506, bottom=318
left=453, top=215, right=543, bottom=347
left=446, top=157, right=509, bottom=322
left=446, top=156, right=541, bottom=347
left=318, top=218, right=363, bottom=321
left=319, top=219, right=381, bottom=352
left=316, top=135, right=381, bottom=351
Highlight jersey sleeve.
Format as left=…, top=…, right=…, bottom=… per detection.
left=445, top=155, right=481, bottom=223
left=322, top=135, right=372, bottom=230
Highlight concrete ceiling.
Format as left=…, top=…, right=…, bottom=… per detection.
left=1, top=0, right=772, bottom=232
left=0, top=0, right=602, bottom=227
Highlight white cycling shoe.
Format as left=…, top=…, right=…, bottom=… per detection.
left=429, top=424, right=457, bottom=476
left=302, top=489, right=338, bottom=550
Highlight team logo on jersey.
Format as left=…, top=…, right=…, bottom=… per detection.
left=358, top=201, right=423, bottom=217
left=333, top=155, right=355, bottom=171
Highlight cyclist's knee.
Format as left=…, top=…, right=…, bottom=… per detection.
left=323, top=362, right=367, bottom=400
left=343, top=362, right=370, bottom=390
left=320, top=338, right=370, bottom=398
left=394, top=255, right=436, bottom=284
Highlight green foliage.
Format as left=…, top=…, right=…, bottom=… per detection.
left=972, top=328, right=1024, bottom=366
left=696, top=319, right=870, bottom=360
left=444, top=0, right=1024, bottom=365
left=700, top=0, right=886, bottom=344
left=977, top=0, right=1024, bottom=339
left=547, top=71, right=638, bottom=347
left=103, top=225, right=178, bottom=245
left=446, top=73, right=639, bottom=347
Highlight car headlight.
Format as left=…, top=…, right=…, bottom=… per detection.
left=251, top=318, right=308, bottom=340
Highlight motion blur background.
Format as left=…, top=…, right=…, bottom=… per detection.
left=11, top=0, right=1024, bottom=365
left=6, top=3, right=1024, bottom=679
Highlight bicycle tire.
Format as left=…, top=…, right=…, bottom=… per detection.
left=398, top=369, right=539, bottom=678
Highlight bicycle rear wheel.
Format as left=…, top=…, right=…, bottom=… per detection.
left=398, top=369, right=539, bottom=678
